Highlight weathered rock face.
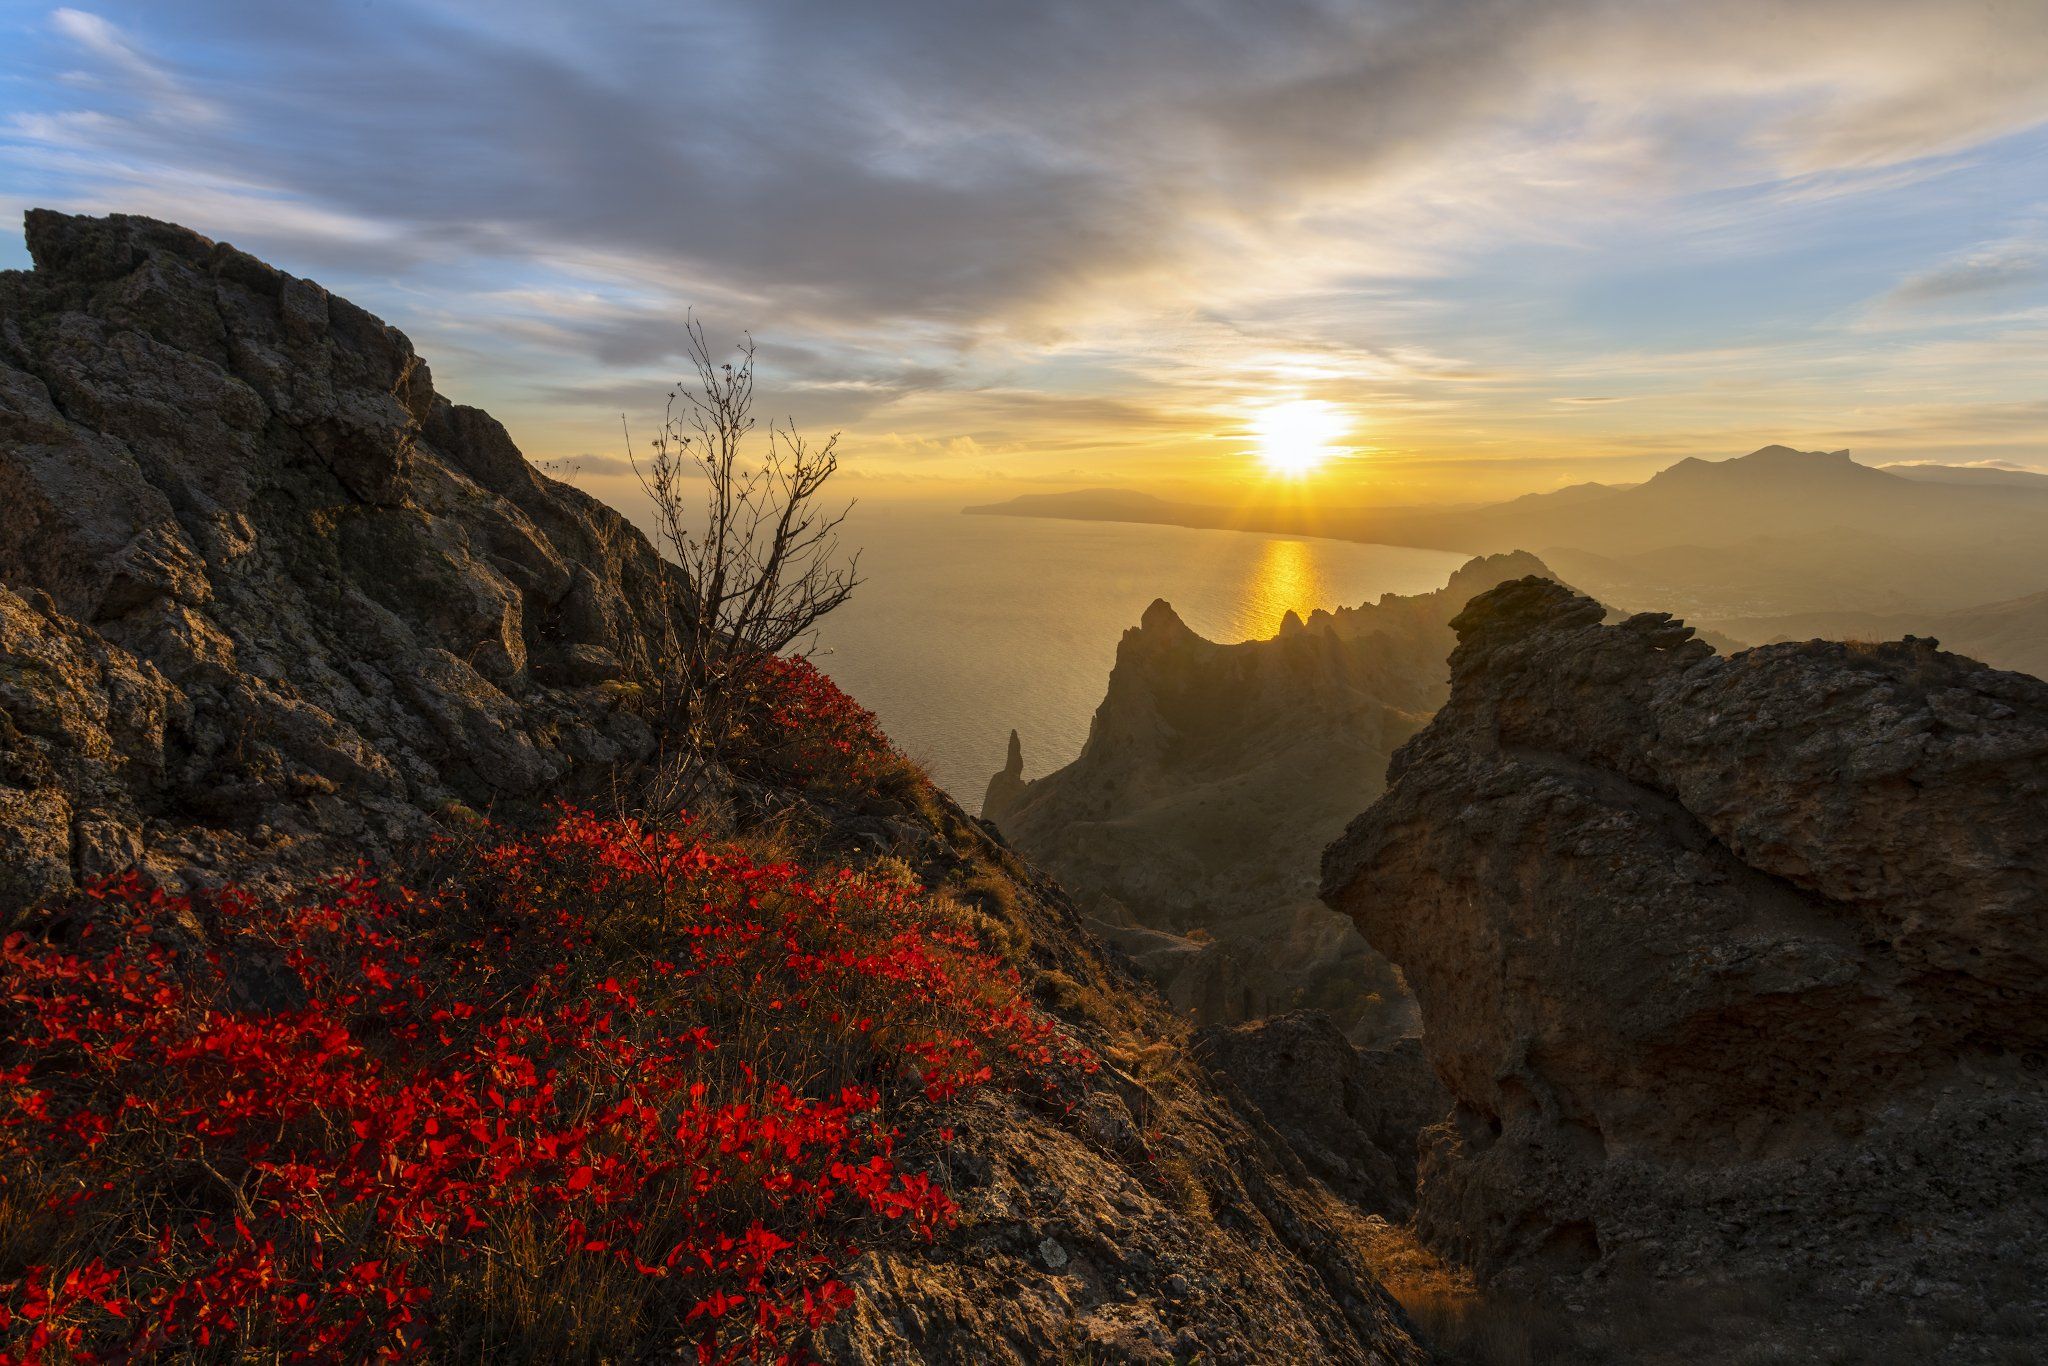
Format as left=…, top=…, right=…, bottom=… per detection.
left=0, top=211, right=673, bottom=914
left=983, top=552, right=1553, bottom=1043
left=1323, top=576, right=2048, bottom=1323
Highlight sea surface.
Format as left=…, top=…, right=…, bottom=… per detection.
left=809, top=504, right=1468, bottom=801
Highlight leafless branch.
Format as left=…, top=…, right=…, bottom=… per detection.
left=626, top=315, right=862, bottom=810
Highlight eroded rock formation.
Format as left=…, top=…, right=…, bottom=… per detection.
left=0, top=210, right=674, bottom=915
left=983, top=552, right=1554, bottom=1042
left=1323, top=575, right=2048, bottom=1334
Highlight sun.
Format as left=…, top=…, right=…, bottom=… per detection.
left=1252, top=399, right=1347, bottom=477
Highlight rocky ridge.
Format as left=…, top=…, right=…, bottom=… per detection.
left=1323, top=576, right=2048, bottom=1356
left=0, top=211, right=1432, bottom=1364
left=983, top=551, right=1553, bottom=1042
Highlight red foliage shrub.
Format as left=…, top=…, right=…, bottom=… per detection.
left=731, top=655, right=895, bottom=795
left=0, top=810, right=1090, bottom=1363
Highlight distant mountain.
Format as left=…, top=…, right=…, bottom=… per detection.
left=1879, top=462, right=2048, bottom=489
left=1712, top=588, right=2048, bottom=681
left=969, top=445, right=2048, bottom=617
left=1494, top=479, right=1633, bottom=509
left=1453, top=445, right=2029, bottom=557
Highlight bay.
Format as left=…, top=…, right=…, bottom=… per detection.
left=809, top=504, right=1469, bottom=800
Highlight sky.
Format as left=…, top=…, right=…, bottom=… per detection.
left=3, top=0, right=2047, bottom=506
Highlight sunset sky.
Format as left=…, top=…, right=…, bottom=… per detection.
left=4, top=0, right=2046, bottom=505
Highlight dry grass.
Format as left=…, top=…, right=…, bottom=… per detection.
left=1397, top=1283, right=1584, bottom=1366
left=1035, top=968, right=1121, bottom=1030
left=1346, top=1218, right=1587, bottom=1366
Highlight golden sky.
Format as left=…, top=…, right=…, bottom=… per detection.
left=7, top=1, right=2047, bottom=508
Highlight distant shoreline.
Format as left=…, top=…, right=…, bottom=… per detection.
left=962, top=489, right=1484, bottom=557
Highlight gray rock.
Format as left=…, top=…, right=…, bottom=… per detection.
left=0, top=210, right=679, bottom=913
left=1323, top=575, right=2048, bottom=1344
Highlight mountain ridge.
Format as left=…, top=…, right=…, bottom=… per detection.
left=967, top=444, right=2048, bottom=618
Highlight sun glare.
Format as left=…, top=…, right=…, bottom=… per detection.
left=1253, top=399, right=1347, bottom=477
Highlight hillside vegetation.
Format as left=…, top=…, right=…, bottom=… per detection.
left=0, top=211, right=1427, bottom=1364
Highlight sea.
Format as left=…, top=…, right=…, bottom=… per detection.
left=808, top=504, right=1469, bottom=802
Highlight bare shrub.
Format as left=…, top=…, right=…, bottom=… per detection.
left=628, top=316, right=861, bottom=808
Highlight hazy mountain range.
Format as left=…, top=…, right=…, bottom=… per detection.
left=970, top=446, right=2048, bottom=631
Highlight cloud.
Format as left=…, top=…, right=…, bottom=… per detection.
left=1883, top=458, right=2045, bottom=473
left=9, top=1, right=2048, bottom=492
left=18, top=0, right=2048, bottom=335
left=47, top=8, right=221, bottom=125
left=1883, top=247, right=2048, bottom=308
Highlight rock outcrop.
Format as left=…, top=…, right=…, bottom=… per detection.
left=1323, top=575, right=2048, bottom=1344
left=983, top=552, right=1553, bottom=1042
left=0, top=210, right=674, bottom=916
left=982, top=728, right=1028, bottom=824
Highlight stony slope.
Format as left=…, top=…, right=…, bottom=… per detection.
left=981, top=552, right=1551, bottom=1042
left=0, top=211, right=1430, bottom=1363
left=1323, top=576, right=2048, bottom=1358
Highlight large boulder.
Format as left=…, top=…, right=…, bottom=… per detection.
left=1322, top=576, right=2048, bottom=1319
left=0, top=211, right=674, bottom=914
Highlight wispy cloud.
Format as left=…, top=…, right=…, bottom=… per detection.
left=47, top=8, right=221, bottom=125
left=1881, top=244, right=2048, bottom=309
left=2, top=1, right=2045, bottom=498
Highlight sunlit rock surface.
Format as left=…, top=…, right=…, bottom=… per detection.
left=0, top=210, right=677, bottom=911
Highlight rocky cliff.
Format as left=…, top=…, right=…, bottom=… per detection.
left=982, top=552, right=1552, bottom=1042
left=1323, top=576, right=2048, bottom=1354
left=0, top=212, right=1432, bottom=1364
left=0, top=209, right=679, bottom=916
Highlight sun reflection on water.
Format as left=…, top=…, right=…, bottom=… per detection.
left=1228, top=537, right=1322, bottom=640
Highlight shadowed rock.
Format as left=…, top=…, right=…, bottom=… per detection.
left=1193, top=1011, right=1450, bottom=1218
left=1322, top=574, right=2048, bottom=1330
left=982, top=551, right=1555, bottom=1043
